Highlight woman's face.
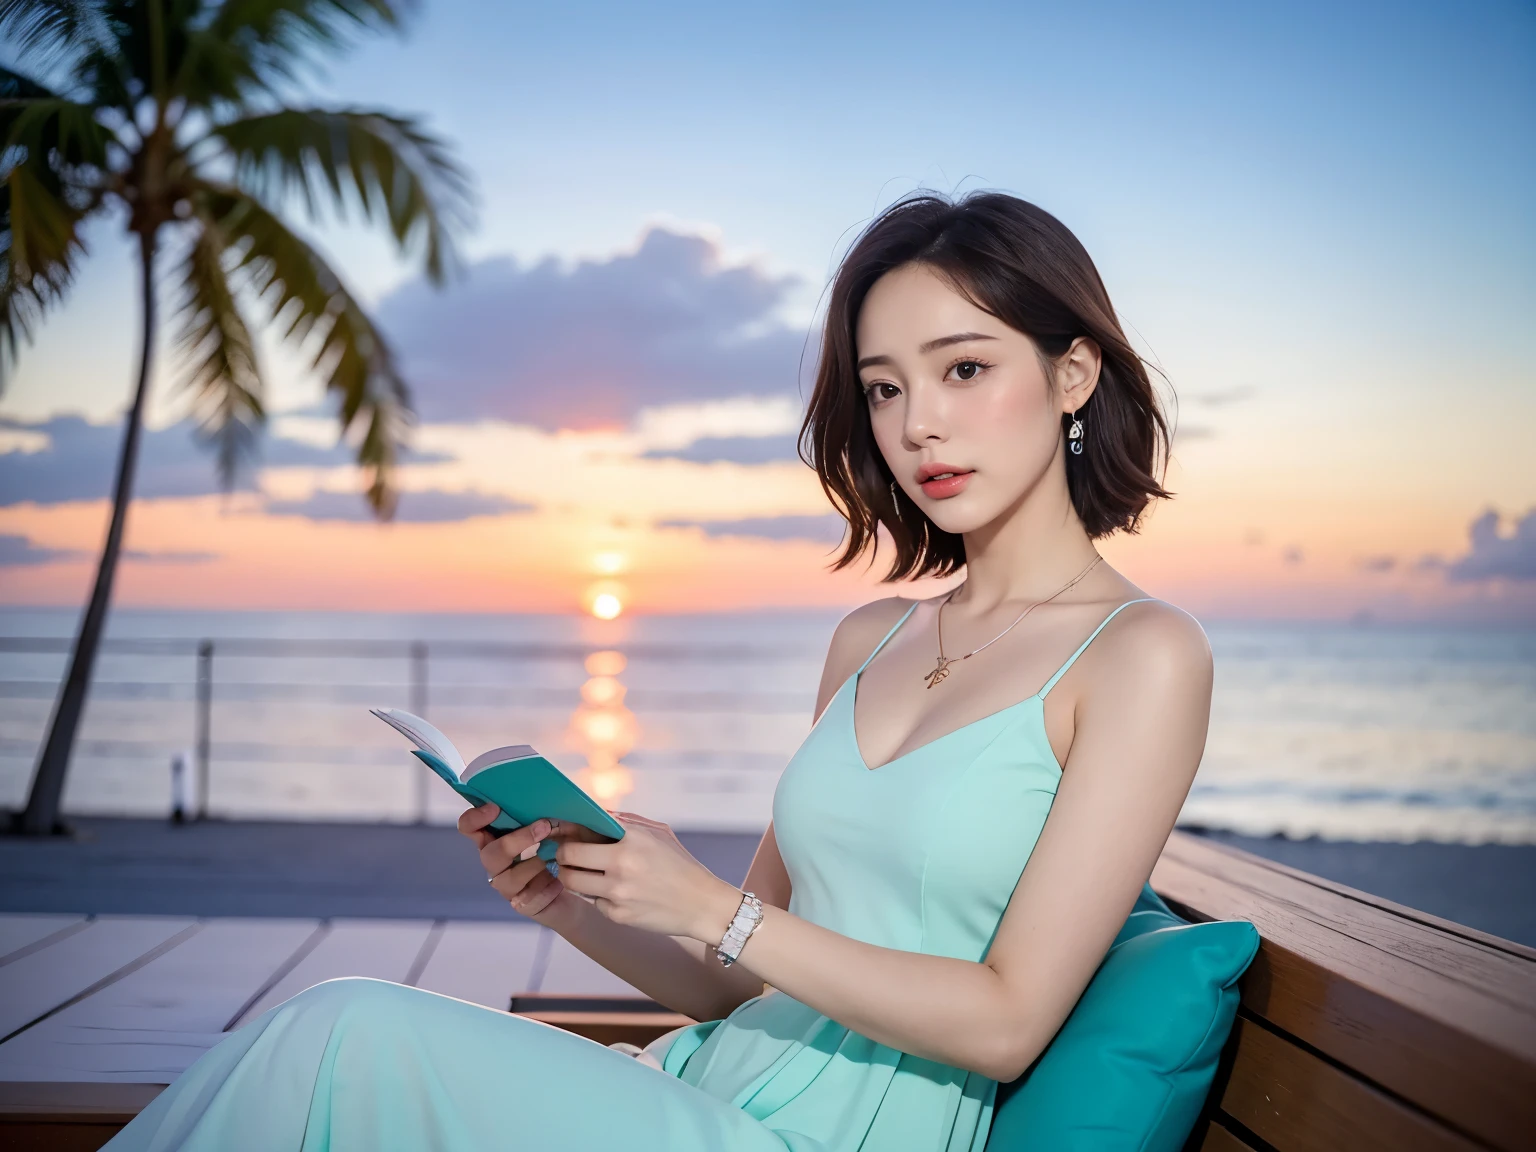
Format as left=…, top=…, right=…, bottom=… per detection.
left=855, top=262, right=1093, bottom=537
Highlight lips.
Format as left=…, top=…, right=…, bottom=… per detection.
left=915, top=463, right=974, bottom=500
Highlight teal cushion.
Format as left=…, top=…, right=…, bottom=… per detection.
left=985, top=882, right=1259, bottom=1151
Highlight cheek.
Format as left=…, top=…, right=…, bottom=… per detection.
left=868, top=403, right=905, bottom=462
left=969, top=376, right=1058, bottom=463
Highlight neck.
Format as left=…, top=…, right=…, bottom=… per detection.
left=953, top=458, right=1100, bottom=610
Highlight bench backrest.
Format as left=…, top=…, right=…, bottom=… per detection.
left=1153, top=832, right=1536, bottom=1152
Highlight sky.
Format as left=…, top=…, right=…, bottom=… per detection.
left=1, top=0, right=1532, bottom=620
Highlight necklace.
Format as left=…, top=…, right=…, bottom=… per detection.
left=923, top=554, right=1104, bottom=689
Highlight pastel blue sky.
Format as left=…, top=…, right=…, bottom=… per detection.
left=1, top=0, right=1532, bottom=618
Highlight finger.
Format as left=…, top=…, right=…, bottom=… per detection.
left=555, top=862, right=613, bottom=900
left=551, top=819, right=613, bottom=845
left=506, top=867, right=562, bottom=917
left=555, top=839, right=617, bottom=871
left=488, top=855, right=550, bottom=902
left=488, top=821, right=551, bottom=870
left=457, top=802, right=501, bottom=836
left=611, top=810, right=666, bottom=833
left=479, top=818, right=551, bottom=875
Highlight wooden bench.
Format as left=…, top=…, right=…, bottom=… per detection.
left=1153, top=834, right=1536, bottom=1152
left=2, top=832, right=1532, bottom=1150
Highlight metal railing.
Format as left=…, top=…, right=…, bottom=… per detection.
left=0, top=635, right=817, bottom=823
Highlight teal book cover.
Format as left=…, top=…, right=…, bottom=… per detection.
left=371, top=707, right=624, bottom=864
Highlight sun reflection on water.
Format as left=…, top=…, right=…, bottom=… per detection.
left=570, top=648, right=637, bottom=805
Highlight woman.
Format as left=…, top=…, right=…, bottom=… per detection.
left=107, top=192, right=1212, bottom=1151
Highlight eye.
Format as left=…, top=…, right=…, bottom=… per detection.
left=864, top=381, right=901, bottom=405
left=950, top=359, right=986, bottom=382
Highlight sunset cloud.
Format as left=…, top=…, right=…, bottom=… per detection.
left=376, top=228, right=809, bottom=429
left=0, top=535, right=85, bottom=565
left=264, top=489, right=533, bottom=523
left=1447, top=509, right=1536, bottom=583
left=0, top=416, right=350, bottom=506
left=630, top=395, right=801, bottom=450
left=659, top=514, right=846, bottom=544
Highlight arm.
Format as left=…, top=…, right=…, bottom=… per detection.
left=558, top=602, right=1213, bottom=1080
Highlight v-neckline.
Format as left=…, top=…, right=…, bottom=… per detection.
left=843, top=595, right=1156, bottom=773
left=845, top=666, right=1043, bottom=773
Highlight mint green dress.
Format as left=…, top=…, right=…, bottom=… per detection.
left=107, top=600, right=1152, bottom=1152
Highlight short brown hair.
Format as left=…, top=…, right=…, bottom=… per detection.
left=801, top=192, right=1171, bottom=581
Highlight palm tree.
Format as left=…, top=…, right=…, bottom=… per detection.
left=1, top=0, right=472, bottom=834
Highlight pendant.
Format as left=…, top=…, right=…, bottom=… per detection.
left=924, top=656, right=957, bottom=688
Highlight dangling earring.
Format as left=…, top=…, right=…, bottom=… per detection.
left=889, top=479, right=902, bottom=516
left=1067, top=408, right=1085, bottom=455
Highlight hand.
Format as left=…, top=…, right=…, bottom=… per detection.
left=457, top=802, right=566, bottom=921
left=554, top=810, right=743, bottom=941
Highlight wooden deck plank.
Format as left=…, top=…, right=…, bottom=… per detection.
left=0, top=915, right=87, bottom=966
left=537, top=934, right=646, bottom=997
left=412, top=922, right=544, bottom=1010
left=0, top=918, right=195, bottom=1042
left=0, top=1081, right=164, bottom=1119
left=0, top=919, right=320, bottom=1083
left=0, top=1083, right=164, bottom=1152
left=229, top=919, right=437, bottom=1028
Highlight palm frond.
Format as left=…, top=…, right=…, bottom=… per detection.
left=70, top=40, right=134, bottom=114
left=207, top=106, right=471, bottom=283
left=0, top=65, right=61, bottom=100
left=173, top=0, right=405, bottom=107
left=194, top=179, right=408, bottom=516
left=177, top=206, right=265, bottom=487
left=0, top=0, right=112, bottom=73
left=1, top=96, right=114, bottom=172
left=0, top=79, right=113, bottom=390
left=210, top=0, right=404, bottom=53
left=0, top=160, right=85, bottom=382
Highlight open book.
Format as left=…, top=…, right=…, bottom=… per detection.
left=370, top=707, right=625, bottom=863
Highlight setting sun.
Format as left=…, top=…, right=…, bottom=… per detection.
left=591, top=593, right=623, bottom=619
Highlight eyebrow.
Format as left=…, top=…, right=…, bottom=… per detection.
left=856, top=332, right=997, bottom=371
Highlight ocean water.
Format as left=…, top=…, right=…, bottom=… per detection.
left=0, top=608, right=1531, bottom=844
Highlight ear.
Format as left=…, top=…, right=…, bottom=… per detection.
left=1055, top=337, right=1102, bottom=415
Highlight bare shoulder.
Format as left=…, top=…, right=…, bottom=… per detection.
left=824, top=596, right=921, bottom=681
left=811, top=596, right=923, bottom=719
left=1089, top=599, right=1213, bottom=696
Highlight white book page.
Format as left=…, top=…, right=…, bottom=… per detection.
left=463, top=745, right=538, bottom=781
left=370, top=707, right=466, bottom=776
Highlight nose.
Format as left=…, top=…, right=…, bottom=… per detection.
left=901, top=380, right=949, bottom=448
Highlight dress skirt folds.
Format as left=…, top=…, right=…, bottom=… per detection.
left=107, top=601, right=1147, bottom=1151
left=105, top=977, right=816, bottom=1151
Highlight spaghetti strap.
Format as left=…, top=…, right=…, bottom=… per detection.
left=856, top=601, right=921, bottom=675
left=1036, top=598, right=1159, bottom=699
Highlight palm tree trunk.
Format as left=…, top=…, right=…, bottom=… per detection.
left=17, top=233, right=158, bottom=836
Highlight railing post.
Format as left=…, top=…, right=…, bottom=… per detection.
left=410, top=641, right=428, bottom=823
left=195, top=640, right=213, bottom=821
